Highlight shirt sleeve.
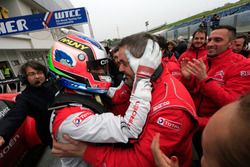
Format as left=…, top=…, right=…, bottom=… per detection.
left=57, top=78, right=152, bottom=143
left=199, top=63, right=250, bottom=107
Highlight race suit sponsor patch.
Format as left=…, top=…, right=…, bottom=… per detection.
left=153, top=101, right=170, bottom=112
left=127, top=101, right=140, bottom=127
left=240, top=70, right=250, bottom=76
left=157, top=117, right=182, bottom=130
left=72, top=111, right=93, bottom=127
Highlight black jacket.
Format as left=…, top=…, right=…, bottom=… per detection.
left=0, top=80, right=57, bottom=146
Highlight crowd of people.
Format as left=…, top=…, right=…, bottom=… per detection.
left=0, top=25, right=250, bottom=167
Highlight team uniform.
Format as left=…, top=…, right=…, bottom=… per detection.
left=182, top=49, right=250, bottom=129
left=81, top=64, right=198, bottom=167
left=178, top=45, right=207, bottom=61
left=162, top=55, right=181, bottom=80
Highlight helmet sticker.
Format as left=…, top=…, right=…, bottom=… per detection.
left=55, top=49, right=76, bottom=67
left=76, top=35, right=103, bottom=51
left=59, top=37, right=89, bottom=51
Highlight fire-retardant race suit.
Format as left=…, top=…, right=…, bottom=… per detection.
left=50, top=77, right=152, bottom=166
left=81, top=63, right=198, bottom=167
left=49, top=37, right=162, bottom=167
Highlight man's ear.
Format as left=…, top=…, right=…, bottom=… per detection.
left=228, top=40, right=234, bottom=49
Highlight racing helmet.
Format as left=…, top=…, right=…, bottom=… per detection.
left=48, top=33, right=112, bottom=94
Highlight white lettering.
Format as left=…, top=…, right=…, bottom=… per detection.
left=6, top=21, right=17, bottom=33
left=0, top=19, right=28, bottom=34
left=55, top=9, right=81, bottom=19
left=100, top=59, right=109, bottom=65
left=0, top=134, right=20, bottom=159
left=0, top=106, right=10, bottom=119
left=17, top=19, right=28, bottom=31
left=0, top=22, right=7, bottom=33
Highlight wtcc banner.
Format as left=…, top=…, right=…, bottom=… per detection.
left=0, top=7, right=88, bottom=36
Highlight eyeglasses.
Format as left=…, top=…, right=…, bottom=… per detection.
left=26, top=71, right=44, bottom=77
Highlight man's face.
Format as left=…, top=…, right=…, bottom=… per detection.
left=192, top=32, right=206, bottom=48
left=26, top=66, right=46, bottom=87
left=117, top=47, right=134, bottom=83
left=232, top=37, right=245, bottom=53
left=201, top=102, right=237, bottom=167
left=207, top=29, right=233, bottom=57
left=167, top=44, right=174, bottom=51
left=112, top=51, right=119, bottom=66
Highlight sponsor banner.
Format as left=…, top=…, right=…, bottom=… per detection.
left=0, top=7, right=88, bottom=36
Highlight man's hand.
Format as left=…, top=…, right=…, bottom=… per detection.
left=180, top=58, right=192, bottom=80
left=0, top=136, right=5, bottom=147
left=52, top=134, right=87, bottom=157
left=126, top=39, right=162, bottom=79
left=186, top=59, right=207, bottom=81
left=151, top=133, right=179, bottom=167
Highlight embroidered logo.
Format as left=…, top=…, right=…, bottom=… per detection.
left=153, top=101, right=170, bottom=112
left=72, top=111, right=93, bottom=127
left=240, top=70, right=250, bottom=77
left=157, top=117, right=182, bottom=130
left=128, top=101, right=140, bottom=127
left=212, top=70, right=224, bottom=82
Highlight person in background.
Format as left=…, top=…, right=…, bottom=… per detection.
left=181, top=25, right=250, bottom=159
left=163, top=40, right=181, bottom=80
left=151, top=93, right=250, bottom=167
left=51, top=32, right=198, bottom=167
left=0, top=61, right=58, bottom=147
left=154, top=36, right=181, bottom=80
left=1, top=65, right=12, bottom=80
left=109, top=46, right=124, bottom=87
left=178, top=29, right=207, bottom=62
left=210, top=14, right=220, bottom=30
left=232, top=33, right=250, bottom=58
left=165, top=41, right=180, bottom=60
left=175, top=36, right=187, bottom=56
left=199, top=16, right=208, bottom=32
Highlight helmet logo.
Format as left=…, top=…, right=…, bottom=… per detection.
left=100, top=59, right=109, bottom=65
left=59, top=37, right=89, bottom=51
left=78, top=53, right=86, bottom=61
left=55, top=49, right=75, bottom=67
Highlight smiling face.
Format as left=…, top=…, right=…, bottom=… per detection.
left=116, top=46, right=134, bottom=83
left=207, top=28, right=233, bottom=57
left=192, top=32, right=206, bottom=48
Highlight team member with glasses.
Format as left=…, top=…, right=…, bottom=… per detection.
left=0, top=61, right=58, bottom=147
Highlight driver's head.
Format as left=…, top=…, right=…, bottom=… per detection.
left=48, top=33, right=112, bottom=94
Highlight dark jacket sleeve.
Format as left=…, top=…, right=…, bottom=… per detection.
left=0, top=94, right=29, bottom=142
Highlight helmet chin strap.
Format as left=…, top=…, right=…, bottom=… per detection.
left=151, top=63, right=163, bottom=82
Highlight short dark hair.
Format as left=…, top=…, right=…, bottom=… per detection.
left=213, top=25, right=236, bottom=40
left=236, top=33, right=249, bottom=49
left=154, top=35, right=167, bottom=50
left=192, top=28, right=207, bottom=39
left=20, top=61, right=47, bottom=85
left=119, top=32, right=157, bottom=58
